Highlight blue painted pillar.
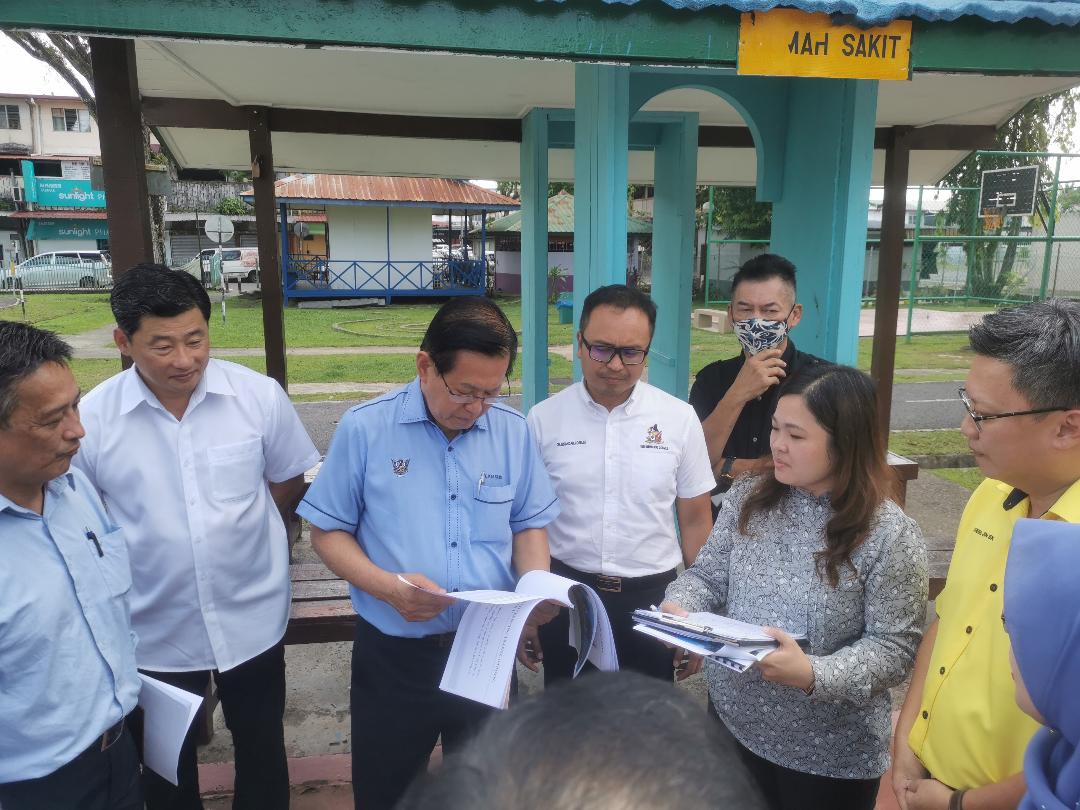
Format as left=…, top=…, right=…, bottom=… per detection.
left=520, top=108, right=550, bottom=411
left=573, top=63, right=630, bottom=379
left=769, top=79, right=878, bottom=365
left=649, top=116, right=699, bottom=400
left=278, top=202, right=290, bottom=305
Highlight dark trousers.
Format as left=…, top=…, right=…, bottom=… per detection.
left=0, top=721, right=142, bottom=810
left=720, top=719, right=880, bottom=810
left=350, top=617, right=495, bottom=810
left=131, top=641, right=289, bottom=810
left=538, top=559, right=677, bottom=685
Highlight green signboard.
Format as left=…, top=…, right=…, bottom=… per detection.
left=26, top=219, right=109, bottom=241
left=34, top=178, right=107, bottom=208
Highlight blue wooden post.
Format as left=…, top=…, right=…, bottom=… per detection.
left=520, top=108, right=550, bottom=411
left=769, top=79, right=878, bottom=365
left=573, top=63, right=630, bottom=380
left=648, top=115, right=698, bottom=399
left=278, top=202, right=290, bottom=305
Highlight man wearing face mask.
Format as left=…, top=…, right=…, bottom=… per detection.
left=689, top=254, right=821, bottom=513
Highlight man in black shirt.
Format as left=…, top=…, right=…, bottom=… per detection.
left=689, top=254, right=822, bottom=510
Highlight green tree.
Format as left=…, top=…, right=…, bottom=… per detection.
left=939, top=89, right=1078, bottom=299
left=699, top=186, right=772, bottom=240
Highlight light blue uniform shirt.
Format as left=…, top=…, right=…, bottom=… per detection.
left=297, top=377, right=560, bottom=638
left=0, top=467, right=141, bottom=783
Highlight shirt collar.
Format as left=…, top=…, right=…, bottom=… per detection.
left=577, top=379, right=641, bottom=415
left=119, top=360, right=234, bottom=416
left=0, top=472, right=74, bottom=517
left=999, top=478, right=1080, bottom=522
left=398, top=376, right=490, bottom=432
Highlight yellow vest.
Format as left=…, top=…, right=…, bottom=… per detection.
left=909, top=477, right=1080, bottom=789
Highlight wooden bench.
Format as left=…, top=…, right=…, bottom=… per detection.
left=285, top=562, right=357, bottom=644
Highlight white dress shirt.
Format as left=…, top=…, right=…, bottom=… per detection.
left=74, top=359, right=321, bottom=672
left=527, top=381, right=715, bottom=577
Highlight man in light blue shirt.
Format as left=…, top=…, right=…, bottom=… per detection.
left=299, top=296, right=560, bottom=810
left=0, top=322, right=141, bottom=810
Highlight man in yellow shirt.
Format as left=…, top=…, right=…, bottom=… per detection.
left=893, top=299, right=1080, bottom=810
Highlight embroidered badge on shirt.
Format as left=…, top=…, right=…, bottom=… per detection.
left=391, top=458, right=410, bottom=476
left=645, top=424, right=663, bottom=445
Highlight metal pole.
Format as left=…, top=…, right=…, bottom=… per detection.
left=704, top=185, right=714, bottom=306
left=905, top=185, right=924, bottom=343
left=1038, top=156, right=1061, bottom=300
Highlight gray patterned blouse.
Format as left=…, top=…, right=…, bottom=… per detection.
left=665, top=475, right=928, bottom=779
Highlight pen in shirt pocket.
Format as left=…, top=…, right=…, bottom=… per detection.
left=477, top=472, right=486, bottom=497
left=85, top=527, right=103, bottom=557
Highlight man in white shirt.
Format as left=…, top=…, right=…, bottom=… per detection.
left=527, top=284, right=715, bottom=682
left=73, top=264, right=320, bottom=810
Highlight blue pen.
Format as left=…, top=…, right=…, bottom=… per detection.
left=85, top=527, right=103, bottom=557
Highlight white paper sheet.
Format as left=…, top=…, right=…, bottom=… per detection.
left=632, top=624, right=775, bottom=674
left=426, top=570, right=618, bottom=707
left=137, top=674, right=204, bottom=785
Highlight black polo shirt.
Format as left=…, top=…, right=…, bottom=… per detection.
left=688, top=339, right=822, bottom=461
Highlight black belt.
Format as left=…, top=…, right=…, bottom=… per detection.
left=79, top=713, right=129, bottom=759
left=551, top=558, right=676, bottom=594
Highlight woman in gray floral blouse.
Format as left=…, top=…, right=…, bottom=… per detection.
left=663, top=363, right=928, bottom=810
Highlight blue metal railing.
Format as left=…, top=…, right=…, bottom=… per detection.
left=284, top=255, right=485, bottom=301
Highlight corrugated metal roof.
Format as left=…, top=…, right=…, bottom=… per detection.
left=537, top=0, right=1080, bottom=25
left=484, top=190, right=652, bottom=235
left=249, top=174, right=520, bottom=210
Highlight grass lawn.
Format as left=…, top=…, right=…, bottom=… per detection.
left=0, top=293, right=116, bottom=334
left=37, top=293, right=978, bottom=384
left=888, top=430, right=970, bottom=458
left=68, top=352, right=573, bottom=392
left=931, top=467, right=985, bottom=490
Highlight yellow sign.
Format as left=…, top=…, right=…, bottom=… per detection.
left=738, top=9, right=912, bottom=81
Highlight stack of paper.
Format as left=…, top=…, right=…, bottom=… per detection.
left=632, top=609, right=806, bottom=674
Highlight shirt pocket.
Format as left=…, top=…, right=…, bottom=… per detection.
left=91, top=527, right=133, bottom=597
left=471, top=483, right=513, bottom=543
left=207, top=438, right=265, bottom=502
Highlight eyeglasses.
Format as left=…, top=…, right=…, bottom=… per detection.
left=580, top=335, right=650, bottom=366
left=957, top=387, right=1070, bottom=433
left=441, top=374, right=511, bottom=405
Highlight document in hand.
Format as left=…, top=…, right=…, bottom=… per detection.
left=401, top=571, right=617, bottom=709
left=631, top=610, right=807, bottom=675
left=137, top=674, right=205, bottom=785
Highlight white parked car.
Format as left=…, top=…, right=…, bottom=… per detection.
left=3, top=251, right=112, bottom=290
left=178, top=247, right=259, bottom=284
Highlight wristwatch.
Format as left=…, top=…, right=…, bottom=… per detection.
left=948, top=789, right=967, bottom=810
left=717, top=456, right=737, bottom=492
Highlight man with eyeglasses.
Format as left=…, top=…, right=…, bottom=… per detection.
left=527, top=285, right=715, bottom=683
left=893, top=299, right=1080, bottom=810
left=687, top=254, right=820, bottom=516
left=299, top=296, right=560, bottom=810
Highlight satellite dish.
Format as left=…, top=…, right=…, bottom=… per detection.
left=203, top=214, right=234, bottom=244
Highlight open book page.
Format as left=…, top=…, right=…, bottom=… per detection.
left=423, top=570, right=617, bottom=707
left=137, top=674, right=205, bottom=785
left=440, top=597, right=543, bottom=709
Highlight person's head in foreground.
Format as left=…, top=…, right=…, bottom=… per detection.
left=963, top=299, right=1080, bottom=503
left=729, top=253, right=803, bottom=356
left=0, top=322, right=82, bottom=506
left=742, top=361, right=890, bottom=586
left=417, top=296, right=517, bottom=436
left=111, top=262, right=213, bottom=406
left=1003, top=518, right=1080, bottom=810
left=398, top=671, right=768, bottom=810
